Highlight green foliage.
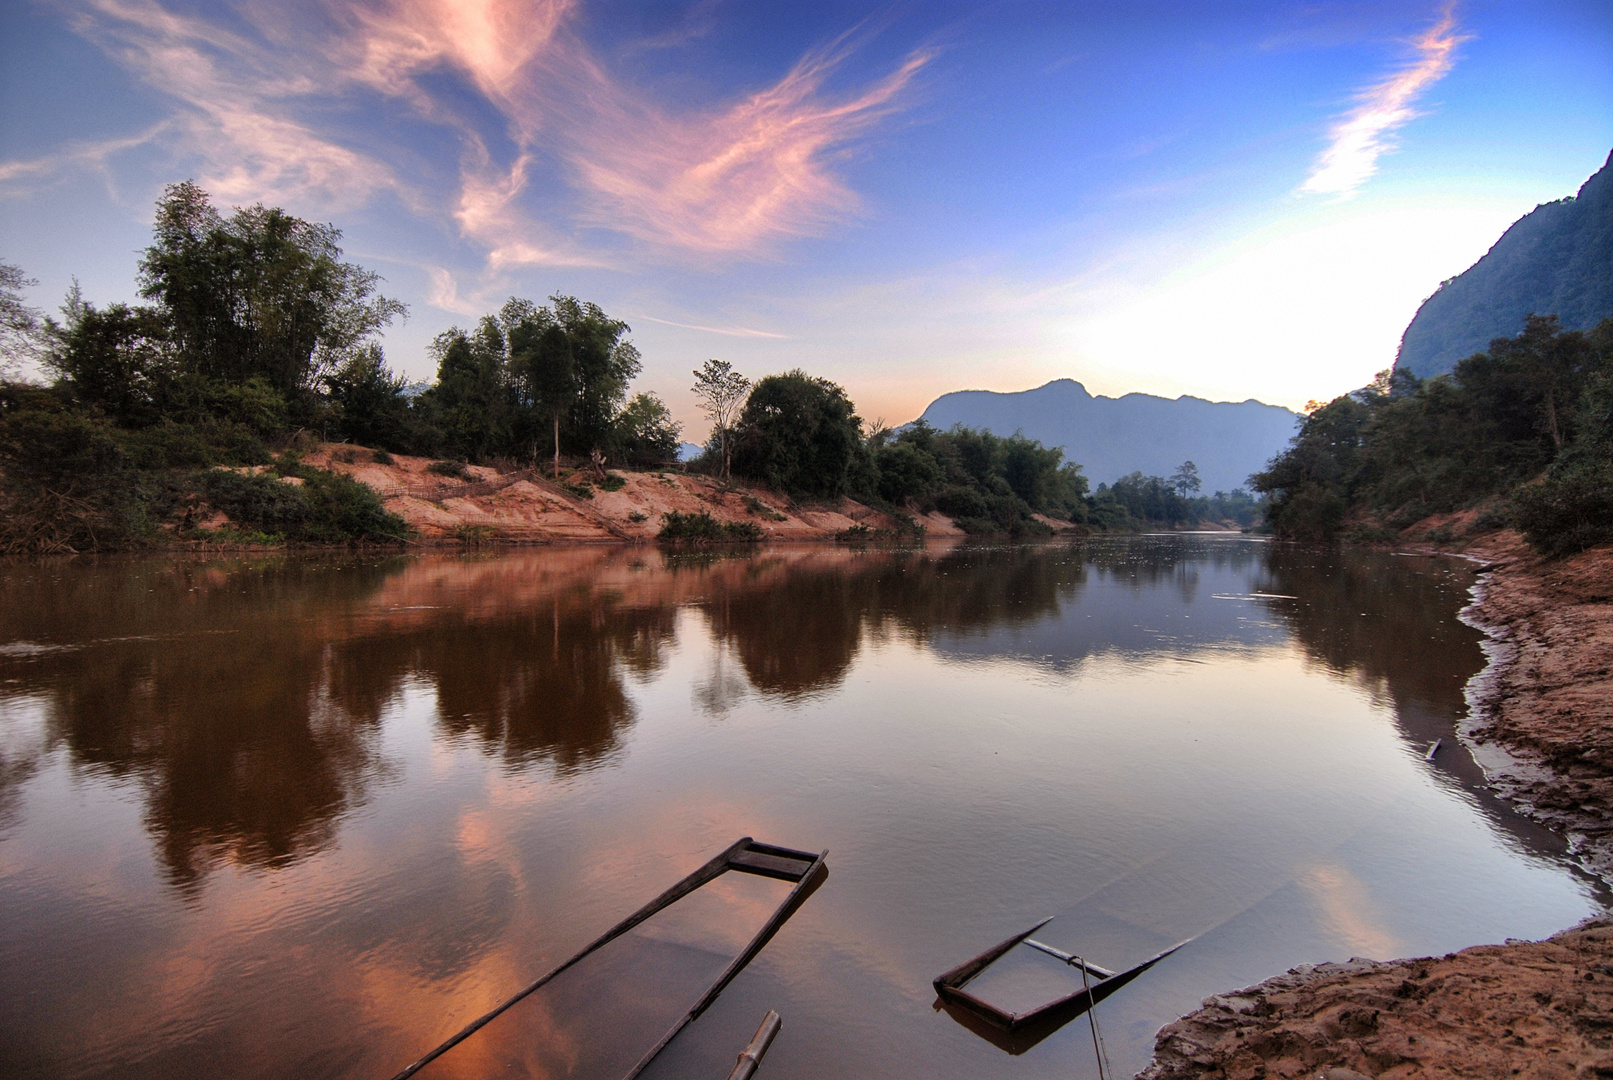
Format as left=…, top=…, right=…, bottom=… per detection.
left=427, top=459, right=468, bottom=478
left=1254, top=315, right=1613, bottom=549
left=657, top=510, right=762, bottom=542
left=730, top=370, right=867, bottom=499
left=866, top=420, right=1090, bottom=534
left=598, top=472, right=627, bottom=492
left=611, top=392, right=682, bottom=466
left=199, top=466, right=408, bottom=543
left=138, top=181, right=405, bottom=406
left=743, top=494, right=787, bottom=521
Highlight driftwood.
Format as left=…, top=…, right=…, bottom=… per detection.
left=933, top=918, right=1187, bottom=1054
left=387, top=837, right=826, bottom=1080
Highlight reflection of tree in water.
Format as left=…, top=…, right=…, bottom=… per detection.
left=696, top=545, right=1086, bottom=703
left=1255, top=546, right=1485, bottom=717
left=0, top=558, right=668, bottom=888
left=0, top=557, right=402, bottom=890
left=423, top=604, right=674, bottom=773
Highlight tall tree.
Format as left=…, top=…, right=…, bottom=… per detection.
left=137, top=181, right=405, bottom=407
left=510, top=320, right=575, bottom=478
left=692, top=358, right=749, bottom=486
left=1170, top=460, right=1201, bottom=497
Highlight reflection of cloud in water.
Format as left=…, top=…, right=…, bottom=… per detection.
left=1298, top=863, right=1397, bottom=960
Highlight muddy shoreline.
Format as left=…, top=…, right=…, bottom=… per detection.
left=1139, top=533, right=1613, bottom=1078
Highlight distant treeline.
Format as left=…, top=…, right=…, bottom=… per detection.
left=1253, top=315, right=1613, bottom=555
left=0, top=182, right=1259, bottom=551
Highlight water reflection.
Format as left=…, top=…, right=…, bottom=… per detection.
left=0, top=540, right=1510, bottom=889
left=0, top=538, right=1601, bottom=1080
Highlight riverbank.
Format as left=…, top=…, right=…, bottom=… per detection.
left=1139, top=532, right=1613, bottom=1078
left=232, top=445, right=963, bottom=543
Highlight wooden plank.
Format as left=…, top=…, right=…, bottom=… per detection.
left=728, top=850, right=814, bottom=880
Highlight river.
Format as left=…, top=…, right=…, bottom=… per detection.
left=0, top=537, right=1601, bottom=1078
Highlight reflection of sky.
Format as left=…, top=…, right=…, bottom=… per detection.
left=0, top=542, right=1604, bottom=1080
left=927, top=563, right=1290, bottom=672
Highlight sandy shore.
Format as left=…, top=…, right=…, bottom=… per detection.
left=1138, top=533, right=1613, bottom=1078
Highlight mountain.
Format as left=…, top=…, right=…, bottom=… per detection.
left=917, top=379, right=1299, bottom=494
left=1396, top=149, right=1613, bottom=378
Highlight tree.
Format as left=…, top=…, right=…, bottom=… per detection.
left=613, top=392, right=682, bottom=466
left=1, top=258, right=44, bottom=378
left=550, top=295, right=639, bottom=459
left=137, top=181, right=405, bottom=408
left=325, top=344, right=413, bottom=450
left=510, top=318, right=575, bottom=477
left=730, top=370, right=866, bottom=499
left=429, top=321, right=509, bottom=461
left=692, top=358, right=749, bottom=486
left=1170, top=460, right=1201, bottom=497
left=44, top=287, right=171, bottom=425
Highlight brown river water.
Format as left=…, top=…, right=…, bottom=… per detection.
left=0, top=537, right=1602, bottom=1079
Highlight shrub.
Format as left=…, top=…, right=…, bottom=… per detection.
left=199, top=466, right=408, bottom=543
left=427, top=459, right=468, bottom=478
left=598, top=472, right=626, bottom=492
left=1512, top=462, right=1613, bottom=556
left=658, top=510, right=762, bottom=542
left=372, top=449, right=394, bottom=465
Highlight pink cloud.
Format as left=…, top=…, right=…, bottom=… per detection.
left=62, top=0, right=400, bottom=210
left=37, top=0, right=928, bottom=263
left=1300, top=8, right=1465, bottom=197
left=333, top=0, right=933, bottom=257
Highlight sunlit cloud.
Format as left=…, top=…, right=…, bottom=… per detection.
left=425, top=266, right=479, bottom=316
left=1300, top=8, right=1464, bottom=197
left=560, top=38, right=934, bottom=253
left=44, top=0, right=929, bottom=265
left=65, top=0, right=401, bottom=209
left=638, top=315, right=787, bottom=339
left=0, top=122, right=170, bottom=194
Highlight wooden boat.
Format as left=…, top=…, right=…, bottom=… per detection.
left=388, top=837, right=826, bottom=1080
left=933, top=917, right=1186, bottom=1052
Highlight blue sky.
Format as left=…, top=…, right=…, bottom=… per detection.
left=2, top=1, right=1610, bottom=434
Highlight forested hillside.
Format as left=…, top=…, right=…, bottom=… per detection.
left=1396, top=150, right=1613, bottom=378
left=1256, top=315, right=1613, bottom=555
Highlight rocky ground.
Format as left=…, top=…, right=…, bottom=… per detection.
left=1140, top=533, right=1613, bottom=1078
left=1141, top=917, right=1613, bottom=1080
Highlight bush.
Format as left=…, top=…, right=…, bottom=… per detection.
left=657, top=510, right=762, bottom=542
left=372, top=449, right=394, bottom=465
left=598, top=472, right=626, bottom=492
left=1512, top=462, right=1613, bottom=556
left=199, top=466, right=408, bottom=543
left=427, top=459, right=468, bottom=478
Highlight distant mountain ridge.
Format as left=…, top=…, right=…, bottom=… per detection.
left=917, top=379, right=1299, bottom=494
left=1396, top=149, right=1613, bottom=378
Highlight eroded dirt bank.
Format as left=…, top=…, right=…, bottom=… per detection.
left=299, top=446, right=964, bottom=542
left=1458, top=533, right=1613, bottom=882
left=1141, top=917, right=1613, bottom=1080
left=1140, top=534, right=1613, bottom=1078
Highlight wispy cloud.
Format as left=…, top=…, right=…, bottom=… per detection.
left=21, top=0, right=929, bottom=267
left=637, top=315, right=787, bottom=339
left=1300, top=8, right=1464, bottom=197
left=63, top=0, right=402, bottom=209
left=341, top=1, right=934, bottom=257
left=0, top=122, right=170, bottom=194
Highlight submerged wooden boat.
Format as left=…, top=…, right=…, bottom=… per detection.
left=933, top=917, right=1186, bottom=1051
left=389, top=837, right=826, bottom=1080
